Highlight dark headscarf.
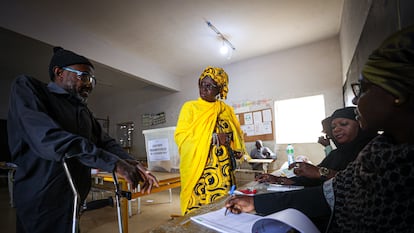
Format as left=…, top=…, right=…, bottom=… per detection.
left=362, top=25, right=414, bottom=104
left=329, top=107, right=356, bottom=121
left=326, top=106, right=375, bottom=150
left=325, top=106, right=356, bottom=143
left=48, top=46, right=94, bottom=80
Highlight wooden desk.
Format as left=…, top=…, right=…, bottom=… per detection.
left=147, top=181, right=270, bottom=233
left=247, top=159, right=275, bottom=173
left=149, top=196, right=225, bottom=233
left=91, top=171, right=180, bottom=233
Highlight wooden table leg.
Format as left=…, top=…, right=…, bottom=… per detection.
left=121, top=181, right=129, bottom=233
left=121, top=198, right=128, bottom=233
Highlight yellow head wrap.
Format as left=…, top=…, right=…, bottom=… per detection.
left=199, top=66, right=229, bottom=99
left=362, top=25, right=414, bottom=104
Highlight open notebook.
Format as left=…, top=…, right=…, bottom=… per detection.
left=190, top=207, right=320, bottom=233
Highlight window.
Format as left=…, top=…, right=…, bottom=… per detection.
left=274, top=95, right=325, bottom=143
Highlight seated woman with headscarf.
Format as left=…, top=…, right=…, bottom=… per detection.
left=256, top=106, right=377, bottom=186
left=225, top=25, right=414, bottom=233
left=175, top=66, right=246, bottom=215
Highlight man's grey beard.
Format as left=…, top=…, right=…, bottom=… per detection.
left=64, top=84, right=88, bottom=103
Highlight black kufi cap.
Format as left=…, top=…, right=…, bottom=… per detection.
left=48, top=46, right=94, bottom=80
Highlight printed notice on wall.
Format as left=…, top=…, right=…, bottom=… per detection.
left=236, top=107, right=274, bottom=142
left=148, top=138, right=170, bottom=161
left=241, top=124, right=255, bottom=136
left=253, top=111, right=263, bottom=124
left=244, top=112, right=253, bottom=125
left=262, top=109, right=272, bottom=122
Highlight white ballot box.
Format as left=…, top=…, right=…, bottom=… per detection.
left=142, top=126, right=179, bottom=172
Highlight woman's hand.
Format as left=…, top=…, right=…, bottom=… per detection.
left=233, top=151, right=243, bottom=159
left=318, top=136, right=331, bottom=147
left=216, top=133, right=231, bottom=146
left=288, top=162, right=320, bottom=178
left=225, top=196, right=255, bottom=214
left=255, top=173, right=294, bottom=185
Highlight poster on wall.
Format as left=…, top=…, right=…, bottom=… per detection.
left=241, top=124, right=255, bottom=136
left=238, top=108, right=274, bottom=142
left=142, top=112, right=166, bottom=127
left=230, top=99, right=274, bottom=142
left=244, top=112, right=253, bottom=125
left=148, top=138, right=170, bottom=161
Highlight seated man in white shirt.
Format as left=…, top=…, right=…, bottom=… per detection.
left=250, top=140, right=276, bottom=170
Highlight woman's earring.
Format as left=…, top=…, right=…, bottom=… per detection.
left=395, top=99, right=400, bottom=104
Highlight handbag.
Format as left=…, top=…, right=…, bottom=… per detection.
left=212, top=119, right=237, bottom=171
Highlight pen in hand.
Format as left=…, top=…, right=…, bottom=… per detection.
left=224, top=184, right=236, bottom=216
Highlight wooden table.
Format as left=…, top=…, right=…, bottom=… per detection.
left=91, top=171, right=180, bottom=233
left=147, top=181, right=272, bottom=233
left=247, top=159, right=276, bottom=173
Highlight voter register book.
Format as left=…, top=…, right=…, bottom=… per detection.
left=190, top=207, right=320, bottom=233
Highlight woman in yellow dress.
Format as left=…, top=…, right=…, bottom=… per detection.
left=175, top=66, right=246, bottom=215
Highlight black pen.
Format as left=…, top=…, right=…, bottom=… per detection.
left=224, top=185, right=236, bottom=216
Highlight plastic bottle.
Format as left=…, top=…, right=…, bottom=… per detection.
left=286, top=144, right=295, bottom=166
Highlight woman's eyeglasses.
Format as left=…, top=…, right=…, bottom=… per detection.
left=199, top=82, right=218, bottom=91
left=62, top=67, right=97, bottom=87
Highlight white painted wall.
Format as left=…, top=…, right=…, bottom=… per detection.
left=88, top=36, right=343, bottom=166
left=224, top=37, right=343, bottom=114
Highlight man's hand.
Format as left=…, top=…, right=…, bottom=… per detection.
left=125, top=160, right=159, bottom=194
left=224, top=196, right=255, bottom=214
left=114, top=160, right=141, bottom=188
left=114, top=160, right=159, bottom=193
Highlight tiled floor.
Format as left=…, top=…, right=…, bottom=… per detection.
left=0, top=179, right=181, bottom=233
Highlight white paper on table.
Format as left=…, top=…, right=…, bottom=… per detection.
left=266, top=184, right=304, bottom=192
left=191, top=207, right=320, bottom=233
left=272, top=167, right=296, bottom=178
left=191, top=208, right=261, bottom=233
